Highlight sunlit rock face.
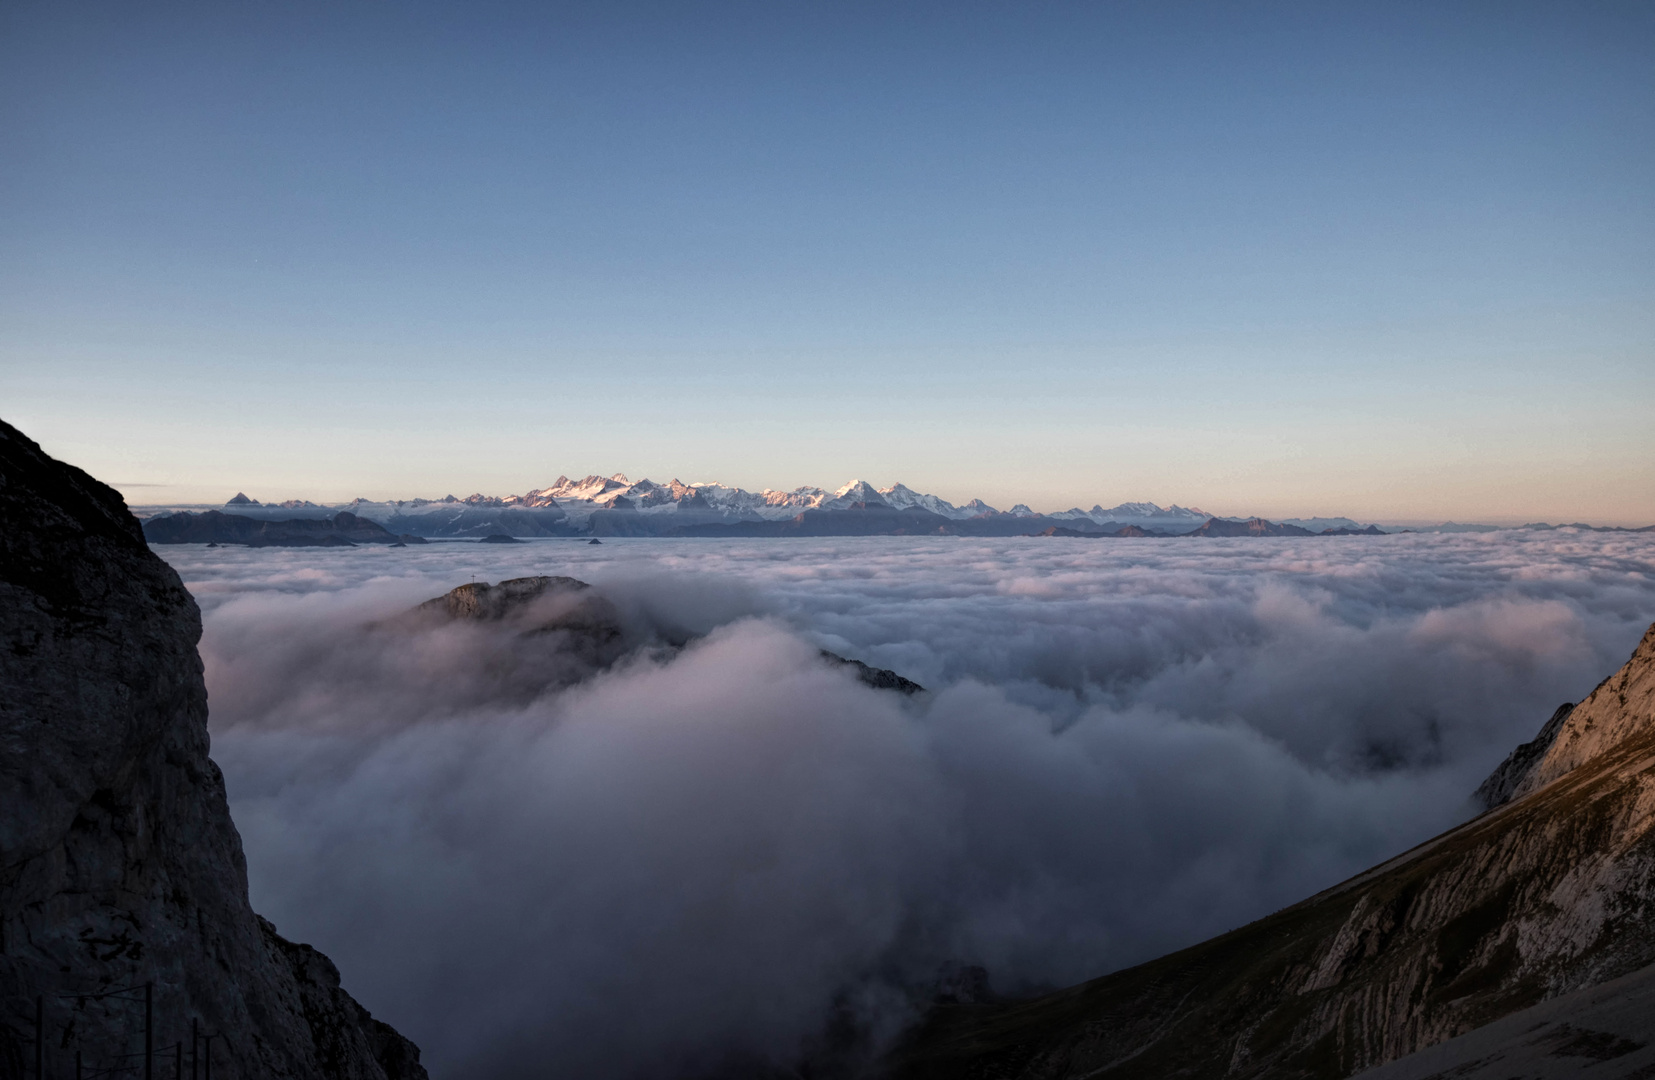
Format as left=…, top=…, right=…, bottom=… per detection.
left=0, top=419, right=426, bottom=1080
left=1507, top=626, right=1655, bottom=801
left=1473, top=702, right=1574, bottom=809
left=892, top=625, right=1655, bottom=1079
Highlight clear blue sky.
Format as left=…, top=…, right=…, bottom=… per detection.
left=3, top=2, right=1651, bottom=522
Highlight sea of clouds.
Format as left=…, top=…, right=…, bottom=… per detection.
left=158, top=532, right=1655, bottom=1079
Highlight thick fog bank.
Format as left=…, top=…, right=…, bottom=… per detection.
left=159, top=533, right=1655, bottom=1079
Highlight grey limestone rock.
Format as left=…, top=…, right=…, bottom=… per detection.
left=1473, top=702, right=1575, bottom=809
left=0, top=419, right=426, bottom=1079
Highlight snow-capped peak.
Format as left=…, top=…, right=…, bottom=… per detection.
left=877, top=483, right=974, bottom=519
left=833, top=479, right=881, bottom=500
left=251, top=473, right=1356, bottom=533
left=541, top=474, right=634, bottom=502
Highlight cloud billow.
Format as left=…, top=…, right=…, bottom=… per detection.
left=162, top=532, right=1655, bottom=1078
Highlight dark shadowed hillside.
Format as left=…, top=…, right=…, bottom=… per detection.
left=142, top=508, right=424, bottom=546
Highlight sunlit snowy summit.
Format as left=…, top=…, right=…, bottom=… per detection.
left=411, top=476, right=1231, bottom=536
left=430, top=475, right=1221, bottom=528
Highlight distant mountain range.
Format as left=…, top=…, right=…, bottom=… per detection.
left=223, top=477, right=1233, bottom=530
left=143, top=478, right=1343, bottom=540
left=130, top=478, right=1651, bottom=541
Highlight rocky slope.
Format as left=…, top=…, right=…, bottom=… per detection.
left=890, top=623, right=1655, bottom=1079
left=0, top=420, right=426, bottom=1079
left=1351, top=960, right=1655, bottom=1079
left=1507, top=635, right=1655, bottom=801
left=1471, top=702, right=1574, bottom=809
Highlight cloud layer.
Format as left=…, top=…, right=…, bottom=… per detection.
left=161, top=532, right=1655, bottom=1078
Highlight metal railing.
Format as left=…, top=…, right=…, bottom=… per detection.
left=16, top=983, right=228, bottom=1080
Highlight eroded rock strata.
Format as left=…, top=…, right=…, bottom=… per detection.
left=0, top=420, right=426, bottom=1079
left=892, top=624, right=1655, bottom=1080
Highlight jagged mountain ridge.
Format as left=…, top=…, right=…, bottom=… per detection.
left=0, top=420, right=427, bottom=1079
left=138, top=481, right=1394, bottom=540
left=890, top=623, right=1655, bottom=1080
left=521, top=475, right=1080, bottom=521
left=140, top=478, right=1256, bottom=537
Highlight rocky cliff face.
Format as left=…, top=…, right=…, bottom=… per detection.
left=0, top=420, right=426, bottom=1079
left=892, top=623, right=1655, bottom=1079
